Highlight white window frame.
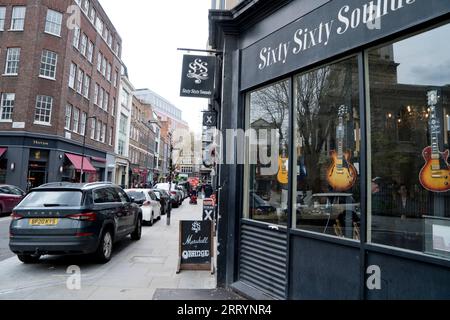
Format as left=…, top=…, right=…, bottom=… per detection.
left=83, top=74, right=90, bottom=98
left=104, top=92, right=109, bottom=111
left=76, top=68, right=84, bottom=94
left=10, top=6, right=26, bottom=31
left=97, top=52, right=102, bottom=72
left=96, top=120, right=101, bottom=141
left=44, top=9, right=62, bottom=37
left=94, top=83, right=99, bottom=105
left=65, top=104, right=72, bottom=130
left=4, top=48, right=21, bottom=75
left=106, top=63, right=111, bottom=82
left=73, top=25, right=81, bottom=49
left=99, top=87, right=104, bottom=109
left=80, top=33, right=88, bottom=56
left=101, top=123, right=106, bottom=143
left=89, top=7, right=96, bottom=22
left=87, top=41, right=94, bottom=63
left=81, top=0, right=89, bottom=14
left=0, top=93, right=15, bottom=121
left=80, top=112, right=87, bottom=136
left=101, top=57, right=107, bottom=76
left=109, top=127, right=113, bottom=146
left=73, top=108, right=80, bottom=133
left=90, top=117, right=96, bottom=139
left=0, top=7, right=6, bottom=31
left=69, top=62, right=77, bottom=89
left=39, top=50, right=58, bottom=80
left=34, top=95, right=53, bottom=125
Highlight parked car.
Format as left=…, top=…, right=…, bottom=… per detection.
left=249, top=192, right=277, bottom=216
left=125, top=189, right=161, bottom=226
left=296, top=193, right=360, bottom=236
left=154, top=183, right=183, bottom=207
left=152, top=189, right=171, bottom=215
left=9, top=182, right=142, bottom=264
left=0, top=185, right=26, bottom=216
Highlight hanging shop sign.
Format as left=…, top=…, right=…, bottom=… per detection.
left=241, top=0, right=450, bottom=90
left=202, top=111, right=217, bottom=127
left=177, top=220, right=214, bottom=274
left=180, top=55, right=216, bottom=99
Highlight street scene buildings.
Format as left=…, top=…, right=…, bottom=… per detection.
left=0, top=0, right=201, bottom=192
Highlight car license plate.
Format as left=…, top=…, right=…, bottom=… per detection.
left=29, top=218, right=59, bottom=226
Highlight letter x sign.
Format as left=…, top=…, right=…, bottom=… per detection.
left=203, top=112, right=217, bottom=127
left=203, top=209, right=214, bottom=221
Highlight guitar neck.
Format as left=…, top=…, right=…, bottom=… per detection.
left=429, top=106, right=441, bottom=159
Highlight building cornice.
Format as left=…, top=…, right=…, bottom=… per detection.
left=209, top=0, right=292, bottom=48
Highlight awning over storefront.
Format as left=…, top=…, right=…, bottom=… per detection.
left=65, top=153, right=97, bottom=173
left=0, top=147, right=7, bottom=158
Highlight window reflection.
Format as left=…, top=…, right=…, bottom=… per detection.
left=369, top=23, right=450, bottom=258
left=246, top=80, right=289, bottom=226
left=294, top=57, right=361, bottom=239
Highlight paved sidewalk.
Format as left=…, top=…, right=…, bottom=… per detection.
left=0, top=199, right=216, bottom=300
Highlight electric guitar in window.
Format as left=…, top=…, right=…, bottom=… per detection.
left=277, top=142, right=289, bottom=185
left=419, top=90, right=450, bottom=193
left=327, top=105, right=357, bottom=192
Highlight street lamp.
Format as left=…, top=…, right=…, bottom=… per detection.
left=80, top=116, right=97, bottom=183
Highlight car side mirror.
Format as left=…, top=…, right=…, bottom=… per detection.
left=130, top=197, right=136, bottom=203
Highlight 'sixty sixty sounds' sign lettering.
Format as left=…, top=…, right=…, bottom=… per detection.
left=180, top=55, right=216, bottom=99
left=241, top=0, right=450, bottom=89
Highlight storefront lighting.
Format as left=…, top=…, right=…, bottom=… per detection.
left=388, top=113, right=392, bottom=118
left=59, top=166, right=64, bottom=173
left=407, top=106, right=411, bottom=113
left=397, top=119, right=402, bottom=123
left=10, top=162, right=15, bottom=171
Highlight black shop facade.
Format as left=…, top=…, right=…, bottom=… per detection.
left=209, top=0, right=450, bottom=299
left=0, top=133, right=107, bottom=192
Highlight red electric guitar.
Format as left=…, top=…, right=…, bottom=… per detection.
left=419, top=90, right=450, bottom=193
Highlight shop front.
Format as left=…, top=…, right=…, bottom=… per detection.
left=0, top=134, right=108, bottom=191
left=210, top=0, right=450, bottom=299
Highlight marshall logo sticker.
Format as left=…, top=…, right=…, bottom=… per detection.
left=180, top=55, right=215, bottom=99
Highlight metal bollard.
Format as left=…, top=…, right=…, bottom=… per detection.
left=166, top=203, right=171, bottom=226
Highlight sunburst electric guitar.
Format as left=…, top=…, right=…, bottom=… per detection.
left=419, top=90, right=450, bottom=192
left=327, top=105, right=357, bottom=192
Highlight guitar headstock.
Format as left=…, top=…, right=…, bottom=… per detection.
left=427, top=90, right=439, bottom=107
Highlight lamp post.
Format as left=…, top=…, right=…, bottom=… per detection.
left=80, top=116, right=96, bottom=183
left=166, top=131, right=174, bottom=226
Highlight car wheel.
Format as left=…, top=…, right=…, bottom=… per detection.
left=131, top=216, right=142, bottom=240
left=95, top=230, right=113, bottom=263
left=17, top=254, right=41, bottom=264
left=149, top=213, right=154, bottom=226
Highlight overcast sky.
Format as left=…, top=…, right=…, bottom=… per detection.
left=100, top=0, right=212, bottom=133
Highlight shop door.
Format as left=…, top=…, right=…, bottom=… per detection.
left=28, top=161, right=48, bottom=190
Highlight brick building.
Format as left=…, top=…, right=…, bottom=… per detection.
left=128, top=95, right=156, bottom=187
left=0, top=0, right=122, bottom=190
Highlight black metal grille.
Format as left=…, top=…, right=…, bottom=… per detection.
left=239, top=223, right=287, bottom=299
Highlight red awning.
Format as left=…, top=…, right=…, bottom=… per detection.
left=65, top=153, right=97, bottom=173
left=0, top=148, right=7, bottom=158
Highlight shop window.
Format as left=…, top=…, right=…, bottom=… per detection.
left=293, top=57, right=361, bottom=239
left=368, top=23, right=450, bottom=259
left=0, top=158, right=6, bottom=184
left=244, top=80, right=289, bottom=226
